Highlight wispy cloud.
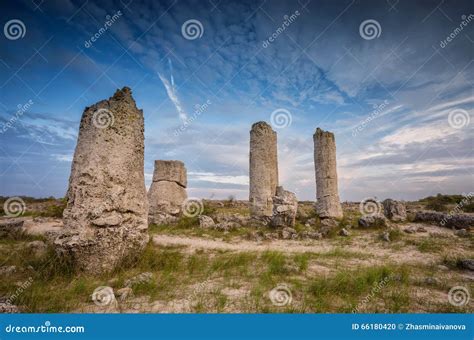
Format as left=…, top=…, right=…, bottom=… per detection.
left=157, top=59, right=188, bottom=122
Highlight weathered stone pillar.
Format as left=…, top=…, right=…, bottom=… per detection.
left=249, top=121, right=278, bottom=218
left=148, top=160, right=187, bottom=224
left=55, top=87, right=149, bottom=275
left=313, top=128, right=343, bottom=219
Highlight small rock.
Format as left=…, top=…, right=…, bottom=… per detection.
left=437, top=265, right=449, bottom=271
left=320, top=218, right=337, bottom=229
left=0, top=302, right=19, bottom=313
left=424, top=277, right=438, bottom=285
left=271, top=187, right=298, bottom=228
left=358, top=214, right=387, bottom=228
left=416, top=226, right=427, bottom=233
left=459, top=259, right=474, bottom=271
left=454, top=229, right=468, bottom=237
left=0, top=266, right=17, bottom=276
left=198, top=215, right=215, bottom=229
left=280, top=227, right=297, bottom=240
left=116, top=287, right=133, bottom=301
left=404, top=226, right=416, bottom=234
left=0, top=219, right=24, bottom=237
left=339, top=228, right=350, bottom=236
left=124, top=272, right=153, bottom=287
left=382, top=199, right=407, bottom=222
left=26, top=240, right=48, bottom=257
left=381, top=231, right=390, bottom=242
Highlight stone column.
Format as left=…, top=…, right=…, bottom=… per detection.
left=249, top=121, right=278, bottom=218
left=313, top=128, right=343, bottom=219
left=148, top=160, right=187, bottom=224
left=56, top=87, right=149, bottom=275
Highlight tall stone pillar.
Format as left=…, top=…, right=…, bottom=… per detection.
left=148, top=160, right=187, bottom=224
left=313, top=128, right=343, bottom=219
left=55, top=87, right=149, bottom=275
left=249, top=121, right=278, bottom=218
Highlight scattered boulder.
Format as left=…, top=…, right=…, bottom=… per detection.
left=26, top=240, right=47, bottom=257
left=404, top=226, right=416, bottom=234
left=454, top=229, right=469, bottom=237
left=56, top=87, right=149, bottom=275
left=358, top=214, right=387, bottom=228
left=414, top=211, right=474, bottom=230
left=279, top=227, right=297, bottom=240
left=198, top=215, right=215, bottom=229
left=116, top=287, right=133, bottom=301
left=0, top=266, right=17, bottom=276
left=381, top=231, right=390, bottom=242
left=424, top=277, right=438, bottom=285
left=0, top=219, right=24, bottom=237
left=459, top=259, right=474, bottom=271
left=339, top=228, right=350, bottom=236
left=0, top=301, right=19, bottom=313
left=124, top=272, right=154, bottom=288
left=382, top=199, right=407, bottom=222
left=271, top=186, right=298, bottom=228
left=301, top=231, right=323, bottom=240
left=215, top=213, right=249, bottom=226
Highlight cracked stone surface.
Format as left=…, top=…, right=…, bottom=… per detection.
left=55, top=87, right=149, bottom=275
left=148, top=160, right=187, bottom=224
left=313, top=128, right=343, bottom=219
left=249, top=122, right=278, bottom=219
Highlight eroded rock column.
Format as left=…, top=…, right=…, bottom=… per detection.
left=249, top=121, right=278, bottom=219
left=148, top=160, right=187, bottom=224
left=55, top=87, right=149, bottom=275
left=313, top=128, right=343, bottom=219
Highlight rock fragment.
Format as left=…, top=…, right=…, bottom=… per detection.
left=148, top=160, right=187, bottom=225
left=271, top=186, right=298, bottom=228
left=382, top=199, right=407, bottom=222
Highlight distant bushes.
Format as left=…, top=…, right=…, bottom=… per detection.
left=419, top=193, right=473, bottom=213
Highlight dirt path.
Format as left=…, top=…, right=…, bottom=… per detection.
left=151, top=233, right=439, bottom=267
left=152, top=234, right=335, bottom=253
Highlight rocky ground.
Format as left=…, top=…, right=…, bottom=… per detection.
left=0, top=199, right=472, bottom=313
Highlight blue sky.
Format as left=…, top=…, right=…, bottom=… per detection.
left=0, top=0, right=473, bottom=201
